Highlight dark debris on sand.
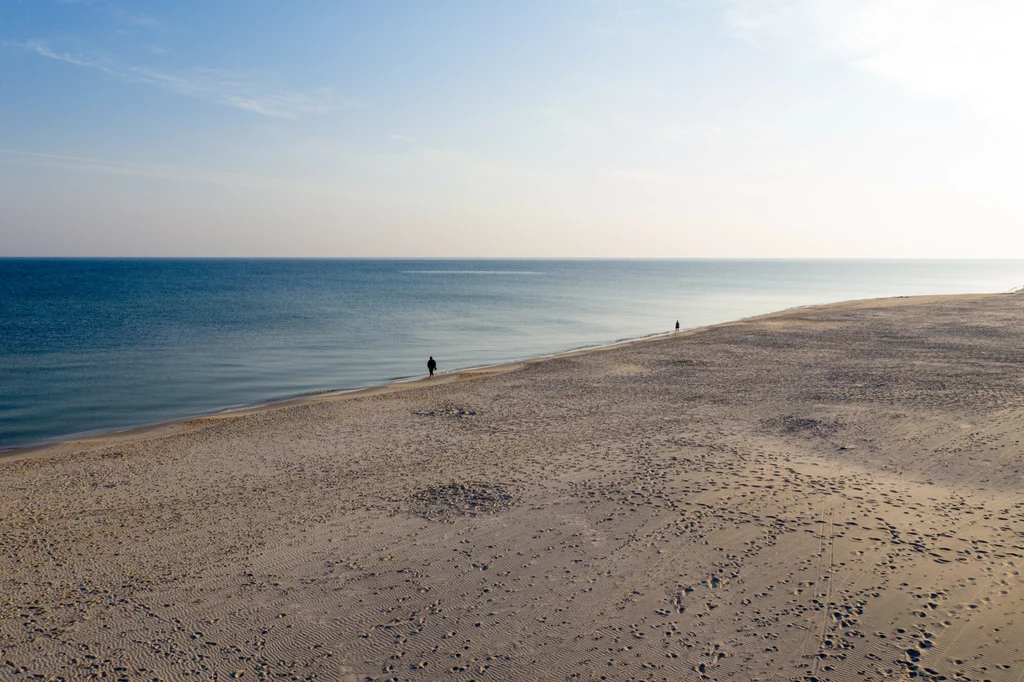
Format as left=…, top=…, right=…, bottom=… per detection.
left=412, top=403, right=478, bottom=420
left=761, top=415, right=846, bottom=438
left=409, top=482, right=516, bottom=522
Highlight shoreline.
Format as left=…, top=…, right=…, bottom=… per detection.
left=2, top=289, right=1005, bottom=463
left=5, top=287, right=1024, bottom=680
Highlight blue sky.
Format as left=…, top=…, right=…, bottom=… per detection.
left=2, top=0, right=1022, bottom=257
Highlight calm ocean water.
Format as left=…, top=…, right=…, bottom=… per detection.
left=1, top=259, right=1022, bottom=450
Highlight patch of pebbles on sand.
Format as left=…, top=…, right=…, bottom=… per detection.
left=409, top=482, right=516, bottom=521
left=412, top=403, right=478, bottom=420
left=762, top=415, right=845, bottom=438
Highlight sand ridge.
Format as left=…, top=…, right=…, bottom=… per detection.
left=3, top=292, right=1024, bottom=681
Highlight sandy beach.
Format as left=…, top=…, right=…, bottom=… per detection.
left=4, top=291, right=1024, bottom=681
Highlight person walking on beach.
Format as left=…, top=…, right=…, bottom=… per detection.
left=427, top=356, right=437, bottom=378
left=675, top=320, right=680, bottom=332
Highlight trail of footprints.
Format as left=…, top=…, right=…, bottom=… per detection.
left=4, top=436, right=1023, bottom=681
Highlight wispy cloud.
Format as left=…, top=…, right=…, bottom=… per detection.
left=21, top=39, right=110, bottom=71
left=721, top=0, right=1024, bottom=132
left=126, top=66, right=342, bottom=118
left=19, top=39, right=354, bottom=119
left=390, top=134, right=416, bottom=143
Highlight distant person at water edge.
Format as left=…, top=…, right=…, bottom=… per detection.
left=427, top=356, right=437, bottom=378
left=675, top=321, right=680, bottom=332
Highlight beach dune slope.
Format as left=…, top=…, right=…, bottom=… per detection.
left=3, top=293, right=1024, bottom=681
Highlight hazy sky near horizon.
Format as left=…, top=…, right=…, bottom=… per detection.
left=2, top=1, right=1023, bottom=257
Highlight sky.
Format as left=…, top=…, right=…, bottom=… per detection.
left=1, top=0, right=1022, bottom=258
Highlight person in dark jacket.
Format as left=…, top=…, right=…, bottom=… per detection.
left=427, top=356, right=437, bottom=378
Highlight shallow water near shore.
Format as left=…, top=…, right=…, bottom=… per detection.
left=1, top=258, right=1022, bottom=449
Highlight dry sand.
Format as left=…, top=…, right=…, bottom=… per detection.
left=3, top=292, right=1024, bottom=681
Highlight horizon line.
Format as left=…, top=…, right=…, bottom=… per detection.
left=2, top=256, right=1024, bottom=262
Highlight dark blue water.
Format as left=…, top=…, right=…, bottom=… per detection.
left=2, top=259, right=1022, bottom=450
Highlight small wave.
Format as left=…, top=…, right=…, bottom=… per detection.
left=402, top=270, right=541, bottom=275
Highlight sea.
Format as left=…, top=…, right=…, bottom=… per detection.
left=1, top=259, right=1022, bottom=451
